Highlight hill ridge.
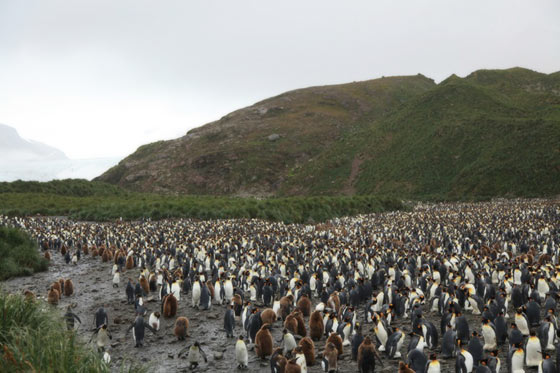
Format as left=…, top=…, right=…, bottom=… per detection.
left=96, top=67, right=560, bottom=199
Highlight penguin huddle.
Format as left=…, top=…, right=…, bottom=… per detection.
left=1, top=199, right=559, bottom=372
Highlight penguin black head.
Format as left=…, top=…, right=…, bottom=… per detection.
left=530, top=330, right=536, bottom=337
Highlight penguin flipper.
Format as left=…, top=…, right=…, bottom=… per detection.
left=144, top=323, right=157, bottom=334
left=199, top=347, right=208, bottom=362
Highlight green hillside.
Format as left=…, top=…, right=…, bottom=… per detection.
left=96, top=67, right=560, bottom=199
left=96, top=75, right=436, bottom=195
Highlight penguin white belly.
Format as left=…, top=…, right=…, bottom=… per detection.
left=214, top=283, right=222, bottom=303
left=284, top=335, right=297, bottom=355
left=431, top=298, right=439, bottom=312
left=113, top=272, right=120, bottom=285
left=546, top=324, right=555, bottom=350
left=482, top=325, right=497, bottom=350
left=463, top=351, right=473, bottom=372
left=469, top=298, right=481, bottom=315
left=526, top=337, right=542, bottom=366
left=172, top=283, right=181, bottom=301
left=241, top=309, right=249, bottom=329
left=376, top=324, right=387, bottom=351
left=516, top=316, right=529, bottom=335
left=511, top=351, right=525, bottom=373
left=295, top=353, right=308, bottom=373
left=235, top=340, right=248, bottom=367
left=394, top=335, right=404, bottom=358
left=103, top=351, right=111, bottom=364
left=538, top=280, right=549, bottom=299
left=148, top=313, right=160, bottom=331
left=192, top=283, right=201, bottom=307
left=331, top=320, right=338, bottom=334
left=98, top=331, right=109, bottom=348
left=315, top=302, right=325, bottom=312
left=189, top=348, right=200, bottom=363
left=273, top=301, right=281, bottom=317
left=224, top=282, right=233, bottom=301
left=513, top=271, right=522, bottom=285
left=250, top=287, right=257, bottom=302
left=310, top=278, right=316, bottom=293
left=373, top=294, right=384, bottom=312
left=342, top=325, right=351, bottom=346
left=426, top=361, right=441, bottom=373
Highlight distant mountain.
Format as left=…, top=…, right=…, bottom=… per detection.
left=0, top=124, right=119, bottom=182
left=0, top=123, right=68, bottom=161
left=96, top=67, right=560, bottom=199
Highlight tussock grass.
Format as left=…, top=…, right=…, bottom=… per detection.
left=0, top=182, right=403, bottom=223
left=0, top=291, right=108, bottom=372
left=0, top=227, right=48, bottom=280
left=0, top=291, right=148, bottom=372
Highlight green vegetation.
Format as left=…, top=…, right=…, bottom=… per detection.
left=0, top=227, right=48, bottom=280
left=0, top=290, right=146, bottom=372
left=96, top=75, right=437, bottom=196
left=0, top=179, right=126, bottom=197
left=95, top=68, right=560, bottom=200
left=0, top=187, right=403, bottom=224
left=281, top=68, right=560, bottom=199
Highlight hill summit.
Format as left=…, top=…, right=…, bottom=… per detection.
left=96, top=68, right=560, bottom=199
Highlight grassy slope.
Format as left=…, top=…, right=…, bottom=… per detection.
left=285, top=68, right=560, bottom=199
left=0, top=226, right=48, bottom=280
left=0, top=179, right=126, bottom=197
left=96, top=75, right=436, bottom=195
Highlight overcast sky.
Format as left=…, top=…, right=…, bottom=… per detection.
left=1, top=0, right=559, bottom=159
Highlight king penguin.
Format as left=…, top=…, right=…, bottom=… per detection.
left=526, top=330, right=543, bottom=367
left=235, top=336, right=249, bottom=369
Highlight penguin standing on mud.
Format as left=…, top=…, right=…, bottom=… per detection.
left=178, top=341, right=208, bottom=369
left=357, top=336, right=384, bottom=372
left=224, top=304, right=235, bottom=338
left=235, top=336, right=248, bottom=369
left=386, top=327, right=405, bottom=358
left=90, top=324, right=112, bottom=352
left=255, top=323, right=273, bottom=359
left=351, top=323, right=364, bottom=361
left=64, top=305, right=81, bottom=330
left=199, top=281, right=211, bottom=310
left=94, top=307, right=109, bottom=329
left=126, top=279, right=134, bottom=304
left=127, top=314, right=157, bottom=347
left=148, top=311, right=160, bottom=331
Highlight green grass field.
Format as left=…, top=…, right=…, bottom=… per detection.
left=0, top=180, right=403, bottom=223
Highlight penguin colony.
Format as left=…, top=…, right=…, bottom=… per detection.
left=2, top=199, right=560, bottom=372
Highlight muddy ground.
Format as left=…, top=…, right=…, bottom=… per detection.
left=3, top=248, right=536, bottom=373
